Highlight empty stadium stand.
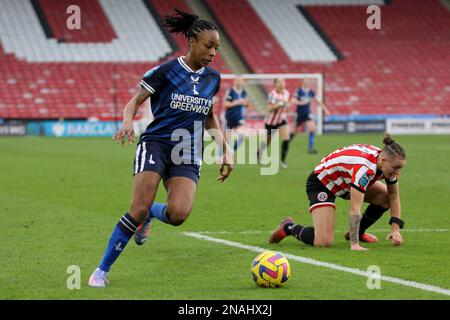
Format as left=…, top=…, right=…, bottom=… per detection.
left=206, top=0, right=450, bottom=115
left=0, top=0, right=228, bottom=120
left=0, top=0, right=448, bottom=120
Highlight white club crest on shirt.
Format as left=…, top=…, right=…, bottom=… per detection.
left=317, top=192, right=328, bottom=202
left=190, top=75, right=200, bottom=84
left=191, top=75, right=200, bottom=95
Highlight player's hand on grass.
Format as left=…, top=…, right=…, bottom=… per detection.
left=113, top=121, right=135, bottom=146
left=386, top=230, right=403, bottom=246
left=351, top=243, right=368, bottom=251
left=217, top=152, right=233, bottom=183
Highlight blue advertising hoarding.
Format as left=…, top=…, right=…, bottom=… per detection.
left=26, top=121, right=121, bottom=137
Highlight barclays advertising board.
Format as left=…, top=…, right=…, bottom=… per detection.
left=27, top=121, right=122, bottom=137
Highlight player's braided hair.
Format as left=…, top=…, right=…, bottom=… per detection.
left=164, top=9, right=217, bottom=39
left=382, top=134, right=406, bottom=159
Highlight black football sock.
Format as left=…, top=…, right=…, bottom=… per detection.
left=289, top=132, right=295, bottom=141
left=359, top=204, right=388, bottom=235
left=281, top=140, right=290, bottom=162
left=257, top=142, right=267, bottom=160
left=285, top=224, right=315, bottom=246
left=283, top=222, right=294, bottom=234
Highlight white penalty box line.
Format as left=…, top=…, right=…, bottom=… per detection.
left=183, top=232, right=450, bottom=297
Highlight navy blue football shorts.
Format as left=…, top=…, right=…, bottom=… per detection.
left=225, top=118, right=245, bottom=129
left=295, top=112, right=312, bottom=127
left=133, top=140, right=200, bottom=184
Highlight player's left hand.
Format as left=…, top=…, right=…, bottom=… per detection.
left=112, top=121, right=135, bottom=146
left=386, top=230, right=403, bottom=246
left=217, top=153, right=233, bottom=183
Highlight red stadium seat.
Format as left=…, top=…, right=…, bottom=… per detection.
left=0, top=0, right=229, bottom=120
left=206, top=0, right=450, bottom=115
left=1, top=0, right=448, bottom=119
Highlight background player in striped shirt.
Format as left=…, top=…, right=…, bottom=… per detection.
left=290, top=79, right=330, bottom=154
left=269, top=135, right=406, bottom=251
left=88, top=9, right=233, bottom=287
left=257, top=78, right=291, bottom=168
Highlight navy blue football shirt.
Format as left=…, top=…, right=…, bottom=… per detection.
left=295, top=88, right=315, bottom=116
left=139, top=57, right=221, bottom=164
left=224, top=87, right=247, bottom=123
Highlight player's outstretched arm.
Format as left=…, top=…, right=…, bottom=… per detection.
left=349, top=187, right=368, bottom=251
left=205, top=112, right=233, bottom=182
left=222, top=99, right=234, bottom=110
left=113, top=87, right=150, bottom=146
left=316, top=99, right=331, bottom=116
left=223, top=98, right=245, bottom=110
left=291, top=96, right=309, bottom=106
left=246, top=99, right=255, bottom=110
left=386, top=180, right=404, bottom=246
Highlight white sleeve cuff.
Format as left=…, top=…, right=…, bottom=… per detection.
left=140, top=81, right=155, bottom=94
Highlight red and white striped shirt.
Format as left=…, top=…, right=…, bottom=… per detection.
left=314, top=144, right=383, bottom=197
left=265, top=89, right=289, bottom=126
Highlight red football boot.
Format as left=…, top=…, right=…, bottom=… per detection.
left=269, top=217, right=294, bottom=244
left=344, top=231, right=379, bottom=243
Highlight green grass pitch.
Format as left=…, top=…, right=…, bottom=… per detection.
left=1, top=134, right=449, bottom=299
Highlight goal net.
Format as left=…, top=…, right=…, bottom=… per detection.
left=217, top=73, right=324, bottom=135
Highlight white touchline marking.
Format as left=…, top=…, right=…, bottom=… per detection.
left=183, top=232, right=450, bottom=297
left=196, top=228, right=449, bottom=235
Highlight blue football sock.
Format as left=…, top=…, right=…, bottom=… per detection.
left=233, top=135, right=244, bottom=151
left=308, top=132, right=315, bottom=151
left=148, top=202, right=171, bottom=224
left=98, top=212, right=138, bottom=272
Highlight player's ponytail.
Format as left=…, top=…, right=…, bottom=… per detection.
left=382, top=134, right=406, bottom=159
left=164, top=9, right=217, bottom=39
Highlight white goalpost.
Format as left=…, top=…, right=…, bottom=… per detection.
left=220, top=73, right=325, bottom=135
